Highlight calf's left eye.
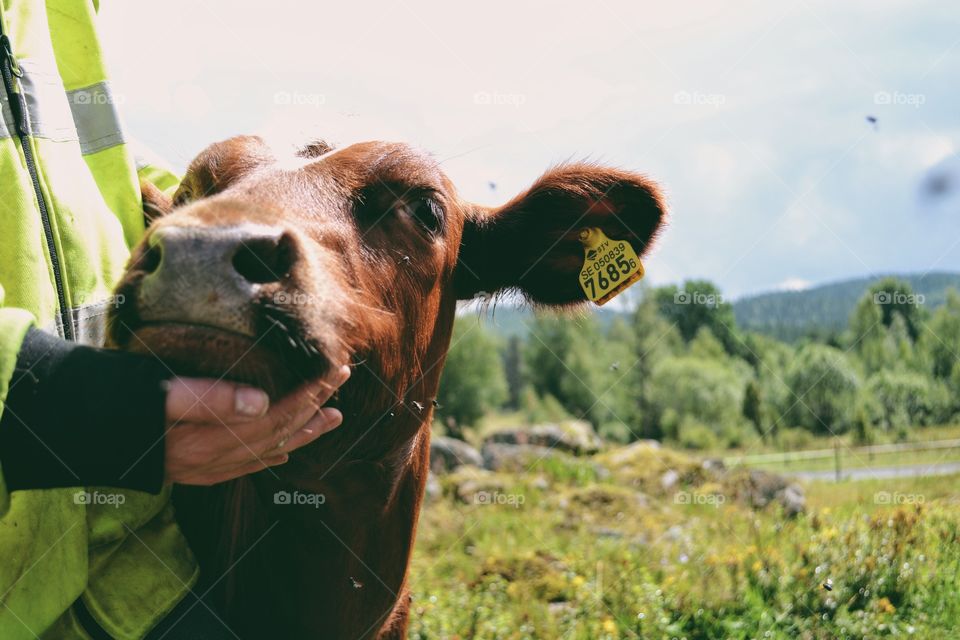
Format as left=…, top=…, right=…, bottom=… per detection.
left=398, top=198, right=443, bottom=236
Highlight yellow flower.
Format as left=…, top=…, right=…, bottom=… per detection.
left=752, top=560, right=763, bottom=572
left=602, top=618, right=618, bottom=633
left=877, top=597, right=896, bottom=614
left=572, top=575, right=586, bottom=587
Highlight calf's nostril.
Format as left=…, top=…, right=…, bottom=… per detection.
left=232, top=232, right=294, bottom=284
left=138, top=242, right=162, bottom=275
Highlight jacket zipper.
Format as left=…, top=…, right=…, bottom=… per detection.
left=0, top=31, right=74, bottom=341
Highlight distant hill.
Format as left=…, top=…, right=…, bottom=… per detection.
left=733, top=272, right=960, bottom=341
left=469, top=272, right=960, bottom=343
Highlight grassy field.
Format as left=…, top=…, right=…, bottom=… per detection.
left=721, top=423, right=960, bottom=456
left=721, top=425, right=960, bottom=475
left=734, top=445, right=960, bottom=475
left=408, top=443, right=960, bottom=639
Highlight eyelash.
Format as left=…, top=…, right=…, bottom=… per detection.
left=397, top=198, right=444, bottom=236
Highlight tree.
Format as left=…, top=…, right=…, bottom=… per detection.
left=523, top=313, right=614, bottom=427
left=863, top=369, right=952, bottom=431
left=850, top=277, right=927, bottom=346
left=654, top=280, right=743, bottom=357
left=920, top=288, right=960, bottom=380
left=502, top=334, right=526, bottom=410
left=742, top=379, right=767, bottom=439
left=784, top=344, right=861, bottom=434
left=851, top=403, right=875, bottom=446
left=436, top=318, right=508, bottom=431
left=625, top=295, right=683, bottom=439
left=646, top=356, right=747, bottom=443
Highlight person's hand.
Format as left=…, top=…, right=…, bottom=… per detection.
left=163, top=366, right=350, bottom=485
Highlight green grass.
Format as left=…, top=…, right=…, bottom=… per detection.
left=719, top=423, right=960, bottom=456
left=711, top=423, right=960, bottom=474
left=409, top=444, right=960, bottom=639
left=741, top=446, right=960, bottom=474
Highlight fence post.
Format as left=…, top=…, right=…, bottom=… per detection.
left=834, top=440, right=841, bottom=482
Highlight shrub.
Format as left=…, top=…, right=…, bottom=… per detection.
left=864, top=370, right=953, bottom=430
left=777, top=427, right=816, bottom=450
left=437, top=318, right=508, bottom=428
left=676, top=417, right=720, bottom=450
left=784, top=344, right=861, bottom=434
left=648, top=356, right=746, bottom=442
left=520, top=390, right=572, bottom=425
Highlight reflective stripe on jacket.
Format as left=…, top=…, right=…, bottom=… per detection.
left=0, top=1, right=197, bottom=638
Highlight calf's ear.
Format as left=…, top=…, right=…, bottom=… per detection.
left=140, top=179, right=173, bottom=225
left=453, top=164, right=667, bottom=305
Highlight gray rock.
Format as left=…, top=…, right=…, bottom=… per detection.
left=702, top=458, right=726, bottom=475
left=741, top=469, right=805, bottom=516
left=744, top=469, right=787, bottom=508
left=660, top=469, right=680, bottom=491
left=776, top=483, right=806, bottom=517
left=605, top=440, right=661, bottom=466
left=531, top=475, right=551, bottom=490
left=481, top=442, right=562, bottom=472
left=430, top=436, right=483, bottom=474
left=483, top=421, right=603, bottom=456
left=451, top=469, right=508, bottom=504
left=424, top=473, right=443, bottom=501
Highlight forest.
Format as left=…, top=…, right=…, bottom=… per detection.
left=436, top=276, right=960, bottom=452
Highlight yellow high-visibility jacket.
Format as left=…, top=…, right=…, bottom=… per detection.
left=0, top=1, right=196, bottom=637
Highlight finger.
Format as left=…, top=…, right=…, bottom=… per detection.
left=166, top=378, right=269, bottom=424
left=263, top=408, right=343, bottom=457
left=241, top=366, right=349, bottom=448
left=175, top=454, right=289, bottom=486
left=269, top=365, right=351, bottom=418
left=231, top=399, right=321, bottom=455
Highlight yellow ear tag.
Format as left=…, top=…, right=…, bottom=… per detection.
left=577, top=227, right=645, bottom=305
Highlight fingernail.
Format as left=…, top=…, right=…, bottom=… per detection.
left=236, top=387, right=269, bottom=417
left=309, top=408, right=342, bottom=432
left=339, top=366, right=351, bottom=383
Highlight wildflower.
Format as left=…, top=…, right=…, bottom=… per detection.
left=877, top=597, right=896, bottom=614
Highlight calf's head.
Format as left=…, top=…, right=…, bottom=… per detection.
left=111, top=136, right=666, bottom=422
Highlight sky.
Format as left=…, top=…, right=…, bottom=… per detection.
left=98, top=0, right=960, bottom=299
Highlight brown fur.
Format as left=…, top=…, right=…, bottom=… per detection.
left=109, top=136, right=667, bottom=638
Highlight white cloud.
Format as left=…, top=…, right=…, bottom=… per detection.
left=776, top=277, right=813, bottom=291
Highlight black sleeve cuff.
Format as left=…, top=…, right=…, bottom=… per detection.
left=0, top=327, right=171, bottom=494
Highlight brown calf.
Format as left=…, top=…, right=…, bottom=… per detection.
left=110, top=136, right=666, bottom=638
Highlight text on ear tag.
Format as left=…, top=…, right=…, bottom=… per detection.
left=577, top=227, right=644, bottom=305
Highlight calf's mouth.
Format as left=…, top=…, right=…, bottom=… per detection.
left=108, top=222, right=336, bottom=398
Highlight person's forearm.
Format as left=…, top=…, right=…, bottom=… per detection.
left=0, top=328, right=170, bottom=493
